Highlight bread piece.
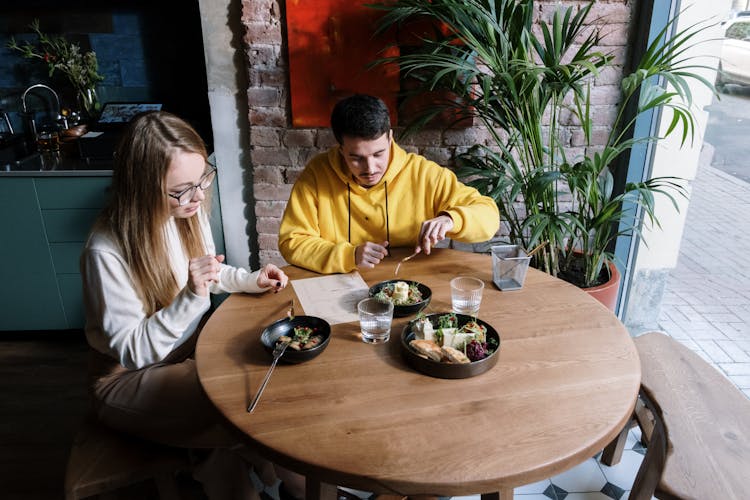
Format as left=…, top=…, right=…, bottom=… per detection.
left=409, top=339, right=443, bottom=362
left=441, top=346, right=470, bottom=364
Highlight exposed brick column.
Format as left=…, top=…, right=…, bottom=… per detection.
left=243, top=0, right=294, bottom=265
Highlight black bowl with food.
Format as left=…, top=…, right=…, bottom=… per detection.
left=369, top=280, right=432, bottom=318
left=401, top=313, right=500, bottom=379
left=260, top=315, right=331, bottom=364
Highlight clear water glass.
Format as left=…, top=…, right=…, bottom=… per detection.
left=450, top=276, right=484, bottom=316
left=357, top=297, right=394, bottom=344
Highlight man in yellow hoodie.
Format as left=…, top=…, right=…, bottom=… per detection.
left=278, top=94, right=500, bottom=274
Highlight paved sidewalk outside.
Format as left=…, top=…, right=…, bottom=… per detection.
left=657, top=162, right=750, bottom=398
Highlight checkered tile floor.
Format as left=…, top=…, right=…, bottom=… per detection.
left=508, top=427, right=645, bottom=500
left=253, top=426, right=647, bottom=500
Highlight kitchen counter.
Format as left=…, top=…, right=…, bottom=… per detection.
left=1, top=151, right=112, bottom=176
left=1, top=173, right=112, bottom=330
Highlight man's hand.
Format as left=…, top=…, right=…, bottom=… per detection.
left=355, top=241, right=389, bottom=269
left=188, top=254, right=225, bottom=297
left=256, top=263, right=289, bottom=293
left=416, top=214, right=454, bottom=255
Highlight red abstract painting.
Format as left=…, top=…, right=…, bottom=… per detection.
left=286, top=0, right=399, bottom=128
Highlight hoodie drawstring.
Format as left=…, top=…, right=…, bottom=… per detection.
left=384, top=181, right=390, bottom=256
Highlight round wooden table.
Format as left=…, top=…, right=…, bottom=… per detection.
left=196, top=248, right=640, bottom=499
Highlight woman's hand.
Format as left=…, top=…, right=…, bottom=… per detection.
left=188, top=254, right=225, bottom=297
left=257, top=263, right=289, bottom=293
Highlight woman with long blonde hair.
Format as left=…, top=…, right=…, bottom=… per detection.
left=81, top=110, right=287, bottom=498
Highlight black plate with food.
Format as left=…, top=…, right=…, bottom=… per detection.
left=260, top=315, right=331, bottom=364
left=369, top=279, right=432, bottom=317
left=401, top=313, right=500, bottom=379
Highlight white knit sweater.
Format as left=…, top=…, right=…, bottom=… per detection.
left=81, top=209, right=266, bottom=369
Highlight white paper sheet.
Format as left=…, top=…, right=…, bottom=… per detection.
left=291, top=272, right=370, bottom=325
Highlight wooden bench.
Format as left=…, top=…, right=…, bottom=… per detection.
left=602, top=331, right=750, bottom=500
left=64, top=418, right=191, bottom=500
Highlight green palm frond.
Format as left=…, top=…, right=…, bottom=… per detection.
left=370, top=0, right=714, bottom=287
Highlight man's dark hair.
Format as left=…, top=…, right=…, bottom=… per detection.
left=330, top=94, right=391, bottom=144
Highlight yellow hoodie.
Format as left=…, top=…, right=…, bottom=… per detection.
left=278, top=141, right=500, bottom=274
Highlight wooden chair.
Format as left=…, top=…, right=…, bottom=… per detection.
left=602, top=331, right=750, bottom=499
left=64, top=418, right=191, bottom=500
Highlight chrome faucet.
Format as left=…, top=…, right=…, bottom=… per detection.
left=21, top=84, right=62, bottom=139
left=0, top=110, right=13, bottom=135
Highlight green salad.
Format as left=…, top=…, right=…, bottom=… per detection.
left=375, top=281, right=423, bottom=305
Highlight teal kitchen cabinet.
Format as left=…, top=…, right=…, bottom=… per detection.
left=0, top=176, right=111, bottom=330
left=0, top=178, right=67, bottom=330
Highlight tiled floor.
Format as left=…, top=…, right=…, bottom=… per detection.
left=510, top=429, right=645, bottom=500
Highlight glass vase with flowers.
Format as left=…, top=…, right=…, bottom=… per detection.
left=8, top=19, right=104, bottom=121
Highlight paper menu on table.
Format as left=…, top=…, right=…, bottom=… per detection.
left=291, top=272, right=370, bottom=325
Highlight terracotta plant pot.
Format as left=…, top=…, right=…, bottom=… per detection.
left=584, top=260, right=621, bottom=312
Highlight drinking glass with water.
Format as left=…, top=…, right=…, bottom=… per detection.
left=358, top=297, right=394, bottom=344
left=450, top=276, right=484, bottom=316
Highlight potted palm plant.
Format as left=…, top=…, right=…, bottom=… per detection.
left=370, top=0, right=714, bottom=308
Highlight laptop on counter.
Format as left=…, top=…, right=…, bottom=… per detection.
left=79, top=103, right=163, bottom=163
left=93, top=102, right=163, bottom=130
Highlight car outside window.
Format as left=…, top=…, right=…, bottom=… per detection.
left=726, top=21, right=750, bottom=40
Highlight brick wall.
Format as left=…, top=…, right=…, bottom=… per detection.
left=242, top=0, right=634, bottom=266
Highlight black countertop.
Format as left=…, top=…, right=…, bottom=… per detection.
left=1, top=152, right=112, bottom=177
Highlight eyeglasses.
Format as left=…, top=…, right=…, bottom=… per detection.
left=168, top=166, right=217, bottom=206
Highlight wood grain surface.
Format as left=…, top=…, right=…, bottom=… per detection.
left=636, top=332, right=750, bottom=500
left=196, top=248, right=640, bottom=498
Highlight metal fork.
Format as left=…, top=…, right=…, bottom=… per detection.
left=394, top=251, right=419, bottom=276
left=247, top=341, right=289, bottom=413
